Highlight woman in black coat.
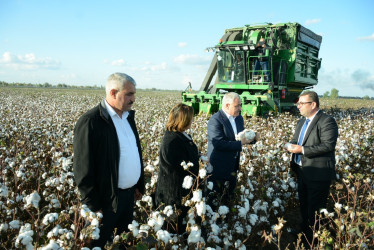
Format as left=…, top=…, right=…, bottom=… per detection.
left=155, top=103, right=199, bottom=234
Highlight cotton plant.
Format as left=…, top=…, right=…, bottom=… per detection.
left=1, top=89, right=374, bottom=248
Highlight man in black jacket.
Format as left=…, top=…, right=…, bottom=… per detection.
left=207, top=92, right=254, bottom=207
left=286, top=90, right=338, bottom=243
left=73, top=72, right=144, bottom=248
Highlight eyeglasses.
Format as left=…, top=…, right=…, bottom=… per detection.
left=295, top=102, right=312, bottom=107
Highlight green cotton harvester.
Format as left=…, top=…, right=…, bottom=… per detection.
left=182, top=22, right=323, bottom=116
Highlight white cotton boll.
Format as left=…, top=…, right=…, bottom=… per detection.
left=184, top=200, right=192, bottom=206
left=187, top=225, right=201, bottom=244
left=235, top=225, right=244, bottom=234
left=211, top=224, right=220, bottom=235
left=218, top=205, right=229, bottom=216
left=163, top=205, right=173, bottom=217
left=320, top=208, right=328, bottom=216
left=272, top=200, right=280, bottom=207
left=91, top=218, right=99, bottom=226
left=139, top=224, right=150, bottom=235
left=238, top=207, right=247, bottom=218
left=144, top=164, right=155, bottom=172
left=0, top=223, right=8, bottom=232
left=335, top=203, right=342, bottom=211
left=181, top=161, right=188, bottom=170
left=284, top=142, right=295, bottom=150
left=236, top=129, right=256, bottom=141
left=199, top=168, right=207, bottom=179
left=50, top=199, right=60, bottom=209
left=89, top=211, right=96, bottom=220
left=9, top=220, right=20, bottom=229
left=148, top=218, right=156, bottom=228
left=0, top=185, right=9, bottom=197
left=42, top=213, right=58, bottom=225
left=40, top=240, right=61, bottom=250
left=156, top=230, right=171, bottom=244
left=196, top=201, right=206, bottom=216
left=207, top=235, right=221, bottom=244
left=191, top=190, right=202, bottom=202
left=207, top=181, right=213, bottom=190
left=155, top=214, right=164, bottom=232
left=182, top=175, right=194, bottom=189
left=246, top=225, right=252, bottom=234
left=15, top=223, right=34, bottom=249
left=141, top=195, right=153, bottom=206
left=91, top=227, right=100, bottom=240
left=249, top=214, right=258, bottom=226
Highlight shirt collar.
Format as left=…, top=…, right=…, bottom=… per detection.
left=104, top=100, right=129, bottom=119
left=223, top=110, right=236, bottom=120
left=307, top=109, right=319, bottom=122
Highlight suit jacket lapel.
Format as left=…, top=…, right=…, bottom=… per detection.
left=219, top=110, right=235, bottom=140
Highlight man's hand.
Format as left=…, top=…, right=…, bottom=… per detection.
left=286, top=144, right=303, bottom=154
left=134, top=188, right=142, bottom=201
left=241, top=136, right=254, bottom=145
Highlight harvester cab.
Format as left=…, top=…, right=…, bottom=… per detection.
left=182, top=22, right=322, bottom=116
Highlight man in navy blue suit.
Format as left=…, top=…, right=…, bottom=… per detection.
left=206, top=92, right=255, bottom=207
left=286, top=90, right=338, bottom=243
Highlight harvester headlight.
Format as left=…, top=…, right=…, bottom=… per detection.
left=235, top=46, right=240, bottom=51
left=250, top=45, right=255, bottom=50
left=243, top=46, right=249, bottom=50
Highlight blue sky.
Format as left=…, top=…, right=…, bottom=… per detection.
left=1, top=0, right=373, bottom=97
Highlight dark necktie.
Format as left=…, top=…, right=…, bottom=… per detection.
left=295, top=119, right=310, bottom=164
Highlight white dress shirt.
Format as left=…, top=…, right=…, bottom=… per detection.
left=223, top=110, right=238, bottom=135
left=105, top=100, right=141, bottom=189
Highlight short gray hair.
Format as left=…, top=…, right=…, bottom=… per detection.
left=222, top=92, right=240, bottom=106
left=105, top=73, right=136, bottom=96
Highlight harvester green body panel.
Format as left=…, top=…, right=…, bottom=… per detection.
left=182, top=22, right=322, bottom=116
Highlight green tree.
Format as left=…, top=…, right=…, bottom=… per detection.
left=330, top=88, right=339, bottom=99
left=323, top=91, right=330, bottom=98
left=363, top=95, right=370, bottom=100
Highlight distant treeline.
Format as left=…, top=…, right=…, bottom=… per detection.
left=0, top=81, right=182, bottom=92
left=1, top=81, right=372, bottom=99
left=0, top=81, right=104, bottom=89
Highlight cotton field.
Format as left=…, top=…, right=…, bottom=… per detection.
left=0, top=88, right=373, bottom=249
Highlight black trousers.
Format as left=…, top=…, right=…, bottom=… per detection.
left=296, top=168, right=331, bottom=241
left=206, top=174, right=237, bottom=210
left=92, top=187, right=135, bottom=248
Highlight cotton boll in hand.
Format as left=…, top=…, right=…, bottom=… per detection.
left=236, top=129, right=256, bottom=142
left=284, top=142, right=295, bottom=150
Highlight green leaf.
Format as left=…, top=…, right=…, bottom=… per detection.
left=136, top=243, right=148, bottom=250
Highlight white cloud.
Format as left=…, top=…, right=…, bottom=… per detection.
left=173, top=54, right=210, bottom=65
left=111, top=59, right=125, bottom=66
left=150, top=62, right=167, bottom=71
left=315, top=68, right=374, bottom=97
left=103, top=58, right=126, bottom=66
left=0, top=51, right=61, bottom=70
left=305, top=19, right=321, bottom=25
left=139, top=62, right=172, bottom=72
left=357, top=33, right=374, bottom=41
left=178, top=42, right=187, bottom=48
